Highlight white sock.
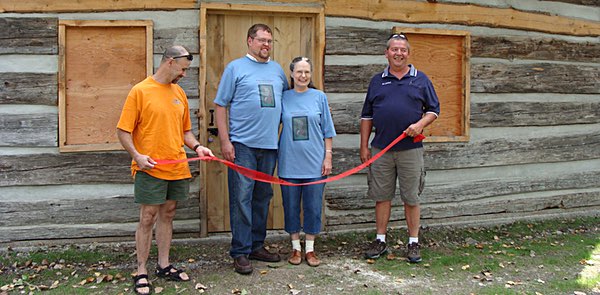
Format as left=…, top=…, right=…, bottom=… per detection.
left=376, top=234, right=386, bottom=243
left=291, top=239, right=301, bottom=251
left=305, top=240, right=314, bottom=253
left=409, top=237, right=419, bottom=245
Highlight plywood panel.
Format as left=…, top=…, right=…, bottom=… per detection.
left=59, top=20, right=152, bottom=152
left=64, top=26, right=146, bottom=146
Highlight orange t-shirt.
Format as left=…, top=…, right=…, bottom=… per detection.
left=117, top=76, right=192, bottom=180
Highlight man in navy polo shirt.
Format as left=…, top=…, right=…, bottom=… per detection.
left=360, top=33, right=440, bottom=263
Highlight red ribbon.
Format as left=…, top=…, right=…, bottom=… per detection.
left=155, top=132, right=425, bottom=186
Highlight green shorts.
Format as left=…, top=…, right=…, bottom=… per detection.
left=134, top=172, right=190, bottom=205
left=367, top=147, right=425, bottom=206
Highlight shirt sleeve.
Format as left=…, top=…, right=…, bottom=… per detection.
left=320, top=92, right=337, bottom=138
left=423, top=78, right=441, bottom=116
left=214, top=64, right=236, bottom=107
left=179, top=86, right=192, bottom=132
left=360, top=77, right=376, bottom=120
left=116, top=87, right=140, bottom=132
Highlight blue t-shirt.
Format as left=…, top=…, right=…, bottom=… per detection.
left=361, top=65, right=440, bottom=151
left=278, top=88, right=337, bottom=178
left=214, top=56, right=288, bottom=149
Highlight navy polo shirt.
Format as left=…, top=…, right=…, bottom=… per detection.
left=361, top=64, right=440, bottom=151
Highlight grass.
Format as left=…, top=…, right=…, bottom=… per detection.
left=1, top=216, right=598, bottom=294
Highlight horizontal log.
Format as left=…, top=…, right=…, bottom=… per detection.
left=0, top=194, right=200, bottom=227
left=0, top=220, right=200, bottom=243
left=471, top=101, right=600, bottom=127
left=0, top=17, right=57, bottom=54
left=0, top=112, right=57, bottom=146
left=330, top=101, right=362, bottom=134
left=332, top=131, right=600, bottom=173
left=154, top=27, right=199, bottom=54
left=326, top=187, right=600, bottom=226
left=0, top=152, right=200, bottom=186
left=325, top=63, right=600, bottom=94
left=325, top=26, right=388, bottom=55
left=332, top=97, right=600, bottom=132
left=0, top=0, right=196, bottom=13
left=471, top=35, right=600, bottom=63
left=323, top=0, right=600, bottom=36
left=0, top=73, right=57, bottom=105
left=325, top=170, right=600, bottom=210
left=471, top=63, right=600, bottom=93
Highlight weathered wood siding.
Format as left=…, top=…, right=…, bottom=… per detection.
left=0, top=11, right=203, bottom=243
left=323, top=15, right=600, bottom=230
left=1, top=0, right=599, bottom=243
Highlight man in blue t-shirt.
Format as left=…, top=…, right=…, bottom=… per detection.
left=214, top=23, right=289, bottom=275
left=360, top=33, right=440, bottom=264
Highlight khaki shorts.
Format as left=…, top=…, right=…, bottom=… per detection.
left=367, top=147, right=425, bottom=206
left=134, top=172, right=190, bottom=205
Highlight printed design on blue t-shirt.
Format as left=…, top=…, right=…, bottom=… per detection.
left=258, top=84, right=275, bottom=108
left=292, top=116, right=309, bottom=141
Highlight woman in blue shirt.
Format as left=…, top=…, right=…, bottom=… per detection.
left=278, top=57, right=336, bottom=267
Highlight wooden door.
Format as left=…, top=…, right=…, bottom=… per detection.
left=199, top=4, right=325, bottom=234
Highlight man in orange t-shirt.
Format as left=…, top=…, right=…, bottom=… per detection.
left=117, top=45, right=213, bottom=295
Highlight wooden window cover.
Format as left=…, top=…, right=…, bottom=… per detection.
left=392, top=27, right=471, bottom=142
left=58, top=20, right=153, bottom=152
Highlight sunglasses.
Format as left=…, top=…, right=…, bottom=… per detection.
left=169, top=54, right=193, bottom=61
left=388, top=33, right=408, bottom=41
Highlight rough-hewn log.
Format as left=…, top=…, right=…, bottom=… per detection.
left=325, top=171, right=600, bottom=210
left=471, top=101, right=600, bottom=127
left=0, top=220, right=200, bottom=243
left=0, top=73, right=57, bottom=105
left=330, top=101, right=363, bottom=134
left=332, top=132, right=600, bottom=173
left=325, top=27, right=388, bottom=55
left=0, top=0, right=196, bottom=13
left=323, top=0, right=600, bottom=36
left=0, top=17, right=57, bottom=54
left=0, top=112, right=57, bottom=146
left=324, top=64, right=381, bottom=93
left=0, top=194, right=199, bottom=227
left=471, top=63, right=600, bottom=93
left=154, top=27, right=199, bottom=54
left=471, top=36, right=600, bottom=63
left=550, top=0, right=600, bottom=6
left=0, top=152, right=200, bottom=186
left=325, top=63, right=600, bottom=94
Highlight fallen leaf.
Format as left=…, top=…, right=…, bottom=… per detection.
left=536, top=279, right=545, bottom=284
left=154, top=286, right=163, bottom=293
left=461, top=265, right=470, bottom=270
left=366, top=259, right=375, bottom=264
left=290, top=289, right=302, bottom=295
left=260, top=270, right=268, bottom=275
left=195, top=283, right=207, bottom=290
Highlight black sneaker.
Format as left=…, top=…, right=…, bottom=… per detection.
left=407, top=242, right=422, bottom=263
left=364, top=239, right=388, bottom=259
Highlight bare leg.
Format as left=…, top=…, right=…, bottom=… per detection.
left=404, top=204, right=420, bottom=238
left=155, top=200, right=188, bottom=280
left=135, top=204, right=159, bottom=294
left=375, top=200, right=392, bottom=235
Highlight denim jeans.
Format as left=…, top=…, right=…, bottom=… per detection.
left=228, top=142, right=277, bottom=258
left=280, top=177, right=326, bottom=235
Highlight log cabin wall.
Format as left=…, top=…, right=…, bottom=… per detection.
left=0, top=0, right=599, bottom=243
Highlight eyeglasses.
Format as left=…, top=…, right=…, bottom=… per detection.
left=169, top=54, right=193, bottom=61
left=388, top=33, right=408, bottom=41
left=253, top=37, right=273, bottom=45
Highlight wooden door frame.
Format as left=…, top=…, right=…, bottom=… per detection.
left=198, top=3, right=325, bottom=237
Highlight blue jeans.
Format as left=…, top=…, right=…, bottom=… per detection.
left=280, top=177, right=326, bottom=235
left=228, top=142, right=277, bottom=258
